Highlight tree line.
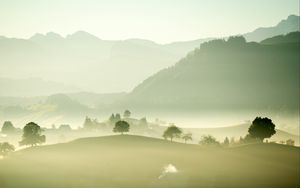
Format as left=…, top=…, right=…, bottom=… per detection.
left=0, top=115, right=296, bottom=157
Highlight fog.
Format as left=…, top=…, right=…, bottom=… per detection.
left=0, top=2, right=299, bottom=187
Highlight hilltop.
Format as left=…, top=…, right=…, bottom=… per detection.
left=0, top=135, right=298, bottom=188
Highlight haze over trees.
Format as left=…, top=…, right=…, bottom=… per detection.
left=123, top=110, right=131, bottom=118
left=0, top=142, right=15, bottom=156
left=223, top=137, right=230, bottom=146
left=0, top=1, right=299, bottom=187
left=58, top=124, right=72, bottom=132
left=199, top=135, right=220, bottom=146
left=1, top=121, right=17, bottom=134
left=19, top=122, right=46, bottom=146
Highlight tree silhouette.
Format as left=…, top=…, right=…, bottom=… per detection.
left=139, top=117, right=148, bottom=127
left=19, top=122, right=46, bottom=146
left=113, top=121, right=130, bottom=135
left=123, top=110, right=131, bottom=118
left=115, top=113, right=121, bottom=122
left=0, top=142, right=15, bottom=156
left=199, top=135, right=220, bottom=146
left=109, top=114, right=116, bottom=124
left=248, top=117, right=276, bottom=142
left=286, top=139, right=295, bottom=146
left=58, top=124, right=72, bottom=132
left=163, top=125, right=182, bottom=142
left=83, top=116, right=95, bottom=130
left=241, top=134, right=258, bottom=143
left=1, top=121, right=16, bottom=134
left=182, top=133, right=192, bottom=144
left=223, top=137, right=230, bottom=146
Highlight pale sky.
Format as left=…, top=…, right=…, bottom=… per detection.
left=0, top=0, right=299, bottom=43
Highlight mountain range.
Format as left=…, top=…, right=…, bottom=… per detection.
left=126, top=32, right=300, bottom=111
left=0, top=15, right=299, bottom=96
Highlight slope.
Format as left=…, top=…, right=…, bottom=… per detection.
left=0, top=135, right=298, bottom=188
left=127, top=34, right=300, bottom=111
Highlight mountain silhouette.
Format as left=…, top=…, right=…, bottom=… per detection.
left=126, top=33, right=299, bottom=111
left=244, top=15, right=299, bottom=42
left=0, top=15, right=299, bottom=95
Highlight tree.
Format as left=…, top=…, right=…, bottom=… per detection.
left=199, top=135, right=220, bottom=146
left=227, top=36, right=246, bottom=46
left=123, top=110, right=131, bottom=118
left=248, top=117, right=276, bottom=142
left=51, top=124, right=56, bottom=130
left=230, top=137, right=235, bottom=145
left=182, top=133, right=192, bottom=144
left=286, top=139, right=295, bottom=146
left=19, top=122, right=46, bottom=146
left=162, top=125, right=182, bottom=142
left=1, top=121, right=16, bottom=134
left=139, top=117, right=148, bottom=127
left=115, top=113, right=121, bottom=122
left=113, top=121, right=130, bottom=135
left=109, top=113, right=116, bottom=123
left=223, top=137, right=230, bottom=146
left=242, top=134, right=258, bottom=143
left=58, top=124, right=72, bottom=132
left=0, top=142, right=15, bottom=156
left=83, top=116, right=94, bottom=129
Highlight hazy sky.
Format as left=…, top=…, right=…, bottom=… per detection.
left=0, top=0, right=299, bottom=43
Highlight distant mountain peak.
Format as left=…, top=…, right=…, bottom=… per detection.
left=45, top=32, right=63, bottom=39
left=287, top=14, right=299, bottom=20
left=276, top=14, right=300, bottom=27
left=30, top=32, right=63, bottom=41
left=29, top=33, right=44, bottom=40
left=243, top=14, right=300, bottom=42
left=66, top=30, right=100, bottom=40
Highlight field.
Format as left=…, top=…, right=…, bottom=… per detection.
left=0, top=135, right=299, bottom=188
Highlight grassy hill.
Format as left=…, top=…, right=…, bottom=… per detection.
left=0, top=135, right=298, bottom=188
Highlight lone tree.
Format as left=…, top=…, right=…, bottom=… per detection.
left=163, top=125, right=182, bottom=142
left=182, top=133, right=193, bottom=144
left=1, top=121, right=17, bottom=134
left=248, top=117, right=276, bottom=142
left=113, top=120, right=130, bottom=135
left=0, top=142, right=15, bottom=156
left=123, top=110, right=131, bottom=118
left=19, top=122, right=46, bottom=147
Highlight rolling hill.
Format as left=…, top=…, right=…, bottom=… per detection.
left=0, top=135, right=298, bottom=188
